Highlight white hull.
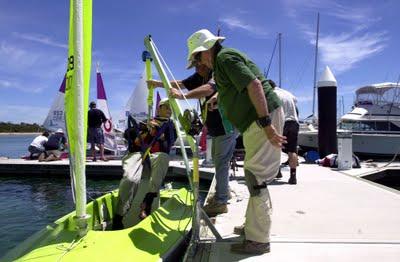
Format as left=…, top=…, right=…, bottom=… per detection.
left=298, top=131, right=400, bottom=156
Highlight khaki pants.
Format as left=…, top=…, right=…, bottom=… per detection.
left=116, top=152, right=170, bottom=216
left=243, top=107, right=284, bottom=243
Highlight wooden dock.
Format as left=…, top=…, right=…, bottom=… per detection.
left=194, top=159, right=400, bottom=261
left=0, top=157, right=214, bottom=181
left=2, top=155, right=400, bottom=261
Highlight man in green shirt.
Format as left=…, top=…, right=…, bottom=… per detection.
left=186, top=29, right=286, bottom=254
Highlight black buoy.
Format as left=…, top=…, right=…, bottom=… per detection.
left=317, top=66, right=337, bottom=157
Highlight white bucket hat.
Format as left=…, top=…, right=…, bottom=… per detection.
left=56, top=128, right=64, bottom=134
left=159, top=98, right=170, bottom=106
left=186, top=29, right=225, bottom=69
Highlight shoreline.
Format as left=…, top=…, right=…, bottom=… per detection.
left=0, top=132, right=40, bottom=136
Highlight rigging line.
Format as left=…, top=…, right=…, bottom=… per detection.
left=152, top=40, right=193, bottom=109
left=264, top=34, right=279, bottom=78
left=146, top=37, right=194, bottom=191
left=56, top=236, right=85, bottom=261
left=293, top=50, right=313, bottom=90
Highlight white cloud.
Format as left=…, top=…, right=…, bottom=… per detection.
left=218, top=16, right=269, bottom=38
left=0, top=78, right=44, bottom=93
left=0, top=41, right=66, bottom=91
left=283, top=0, right=388, bottom=74
left=318, top=31, right=387, bottom=73
left=0, top=41, right=42, bottom=70
left=296, top=95, right=314, bottom=102
left=0, top=104, right=48, bottom=124
left=0, top=80, right=12, bottom=88
left=284, top=0, right=377, bottom=24
left=166, top=1, right=201, bottom=13
left=12, top=32, right=67, bottom=49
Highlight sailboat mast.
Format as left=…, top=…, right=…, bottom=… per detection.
left=312, top=13, right=320, bottom=118
left=279, top=33, right=282, bottom=87
left=65, top=0, right=92, bottom=237
left=72, top=0, right=87, bottom=231
left=73, top=0, right=88, bottom=232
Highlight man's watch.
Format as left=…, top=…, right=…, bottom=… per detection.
left=256, top=115, right=272, bottom=128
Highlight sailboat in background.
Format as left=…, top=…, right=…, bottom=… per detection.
left=116, top=68, right=151, bottom=131
left=42, top=76, right=66, bottom=132
left=42, top=65, right=120, bottom=155
left=95, top=64, right=118, bottom=153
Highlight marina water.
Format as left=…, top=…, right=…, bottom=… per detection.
left=0, top=134, right=37, bottom=159
left=0, top=135, right=207, bottom=255
left=0, top=175, right=119, bottom=255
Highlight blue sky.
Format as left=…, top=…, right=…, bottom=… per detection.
left=0, top=0, right=399, bottom=124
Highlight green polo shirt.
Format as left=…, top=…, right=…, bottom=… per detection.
left=214, top=47, right=281, bottom=133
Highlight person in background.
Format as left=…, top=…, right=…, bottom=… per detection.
left=28, top=131, right=50, bottom=160
left=269, top=79, right=299, bottom=184
left=186, top=29, right=286, bottom=254
left=88, top=101, right=108, bottom=161
left=147, top=63, right=237, bottom=217
left=39, top=128, right=67, bottom=162
left=113, top=98, right=176, bottom=229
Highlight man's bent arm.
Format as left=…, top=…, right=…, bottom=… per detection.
left=247, top=79, right=269, bottom=117
left=147, top=79, right=186, bottom=89
left=182, top=84, right=214, bottom=99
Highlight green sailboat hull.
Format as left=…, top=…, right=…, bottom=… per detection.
left=3, top=188, right=193, bottom=261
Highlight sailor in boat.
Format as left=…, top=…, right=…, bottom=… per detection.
left=113, top=98, right=177, bottom=229
left=39, top=128, right=68, bottom=162
left=147, top=62, right=237, bottom=217
left=186, top=29, right=286, bottom=254
left=27, top=131, right=49, bottom=160
left=88, top=101, right=109, bottom=161
left=269, top=80, right=300, bottom=185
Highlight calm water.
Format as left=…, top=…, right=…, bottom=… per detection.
left=0, top=134, right=36, bottom=158
left=0, top=176, right=119, bottom=255
left=0, top=136, right=208, bottom=257
left=0, top=175, right=202, bottom=256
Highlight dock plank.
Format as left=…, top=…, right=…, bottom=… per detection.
left=197, top=161, right=400, bottom=261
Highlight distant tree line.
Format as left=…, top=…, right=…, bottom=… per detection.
left=0, top=122, right=45, bottom=133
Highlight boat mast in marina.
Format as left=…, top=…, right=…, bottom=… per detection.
left=279, top=32, right=282, bottom=87
left=312, top=12, right=320, bottom=121
left=65, top=0, right=92, bottom=236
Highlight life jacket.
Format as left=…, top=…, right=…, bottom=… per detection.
left=123, top=115, right=176, bottom=154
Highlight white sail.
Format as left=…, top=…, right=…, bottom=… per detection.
left=116, top=68, right=149, bottom=131
left=42, top=77, right=66, bottom=132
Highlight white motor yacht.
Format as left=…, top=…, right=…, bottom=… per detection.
left=298, top=82, right=400, bottom=156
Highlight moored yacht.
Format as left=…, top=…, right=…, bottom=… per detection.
left=298, top=82, right=400, bottom=156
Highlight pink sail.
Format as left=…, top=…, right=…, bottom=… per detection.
left=96, top=70, right=118, bottom=153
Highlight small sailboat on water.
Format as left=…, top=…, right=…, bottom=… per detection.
left=3, top=1, right=194, bottom=261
